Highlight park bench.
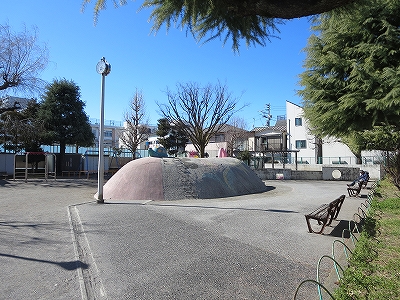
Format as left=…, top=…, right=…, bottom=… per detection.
left=361, top=178, right=370, bottom=189
left=305, top=194, right=346, bottom=234
left=347, top=180, right=368, bottom=197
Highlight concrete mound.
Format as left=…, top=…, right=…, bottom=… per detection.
left=102, top=157, right=267, bottom=201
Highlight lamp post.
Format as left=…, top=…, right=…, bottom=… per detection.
left=96, top=57, right=111, bottom=204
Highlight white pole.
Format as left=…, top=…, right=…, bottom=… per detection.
left=97, top=73, right=105, bottom=203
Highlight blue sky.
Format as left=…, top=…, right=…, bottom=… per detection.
left=2, top=0, right=313, bottom=128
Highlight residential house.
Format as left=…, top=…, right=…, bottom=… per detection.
left=0, top=95, right=31, bottom=112
left=286, top=100, right=358, bottom=164
left=185, top=124, right=250, bottom=157
left=249, top=118, right=287, bottom=153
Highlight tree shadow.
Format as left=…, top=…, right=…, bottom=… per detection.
left=0, top=252, right=88, bottom=270
left=105, top=201, right=298, bottom=213
left=0, top=221, right=46, bottom=229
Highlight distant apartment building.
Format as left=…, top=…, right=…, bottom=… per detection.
left=90, top=119, right=124, bottom=150
left=117, top=122, right=158, bottom=155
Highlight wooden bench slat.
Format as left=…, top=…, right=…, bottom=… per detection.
left=307, top=204, right=330, bottom=220
left=305, top=195, right=346, bottom=234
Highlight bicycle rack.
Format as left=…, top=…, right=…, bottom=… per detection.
left=293, top=180, right=380, bottom=299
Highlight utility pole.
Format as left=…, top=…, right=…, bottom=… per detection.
left=260, top=103, right=272, bottom=127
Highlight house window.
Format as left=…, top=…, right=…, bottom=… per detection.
left=214, top=134, right=225, bottom=143
left=263, top=137, right=282, bottom=151
left=295, top=117, right=302, bottom=126
left=104, top=130, right=113, bottom=138
left=295, top=140, right=307, bottom=149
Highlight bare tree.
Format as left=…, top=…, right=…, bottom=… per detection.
left=225, top=117, right=249, bottom=157
left=0, top=23, right=48, bottom=95
left=120, top=89, right=150, bottom=159
left=158, top=82, right=243, bottom=158
left=0, top=99, right=44, bottom=153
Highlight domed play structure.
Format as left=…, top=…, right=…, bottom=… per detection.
left=100, top=157, right=267, bottom=201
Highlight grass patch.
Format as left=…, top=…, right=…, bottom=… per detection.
left=334, top=178, right=400, bottom=300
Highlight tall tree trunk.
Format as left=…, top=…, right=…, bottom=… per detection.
left=199, top=144, right=206, bottom=158
left=315, top=137, right=323, bottom=164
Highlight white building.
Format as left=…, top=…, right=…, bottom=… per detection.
left=90, top=119, right=124, bottom=150
left=286, top=100, right=315, bottom=162
left=286, top=100, right=359, bottom=165
left=117, top=123, right=158, bottom=153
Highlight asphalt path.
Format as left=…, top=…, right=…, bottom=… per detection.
left=0, top=178, right=366, bottom=299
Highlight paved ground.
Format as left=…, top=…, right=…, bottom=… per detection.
left=0, top=178, right=368, bottom=299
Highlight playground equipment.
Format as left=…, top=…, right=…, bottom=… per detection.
left=13, top=152, right=56, bottom=182
left=148, top=146, right=168, bottom=158
left=218, top=148, right=227, bottom=157
left=109, top=148, right=122, bottom=170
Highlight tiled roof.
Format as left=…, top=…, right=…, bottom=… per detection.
left=0, top=95, right=31, bottom=110
left=215, top=124, right=248, bottom=133
left=251, top=120, right=287, bottom=133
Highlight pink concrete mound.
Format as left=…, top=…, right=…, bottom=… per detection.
left=102, top=157, right=267, bottom=201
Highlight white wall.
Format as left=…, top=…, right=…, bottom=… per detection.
left=322, top=137, right=356, bottom=163
left=286, top=101, right=361, bottom=164
left=286, top=101, right=315, bottom=161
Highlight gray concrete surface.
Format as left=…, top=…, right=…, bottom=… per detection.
left=0, top=178, right=368, bottom=299
left=102, top=157, right=267, bottom=201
